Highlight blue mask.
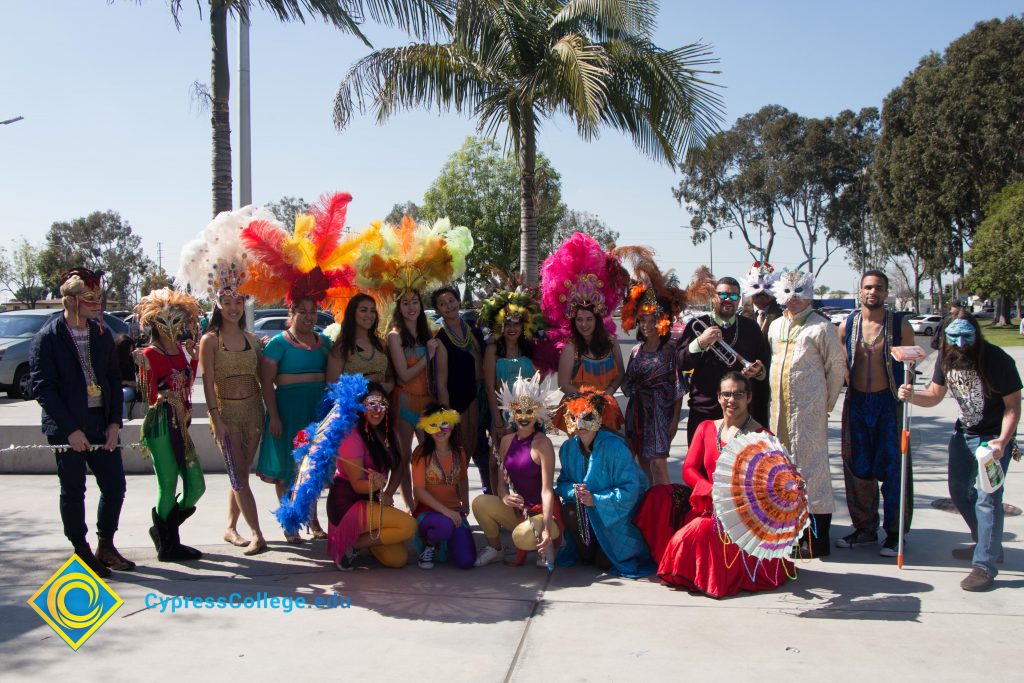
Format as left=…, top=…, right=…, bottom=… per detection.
left=945, top=319, right=976, bottom=348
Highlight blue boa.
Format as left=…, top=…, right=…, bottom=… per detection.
left=274, top=374, right=368, bottom=534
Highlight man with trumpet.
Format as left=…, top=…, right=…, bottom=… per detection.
left=678, top=276, right=771, bottom=444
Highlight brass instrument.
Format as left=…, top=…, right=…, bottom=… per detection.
left=688, top=317, right=753, bottom=370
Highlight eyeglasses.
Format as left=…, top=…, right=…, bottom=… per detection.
left=716, top=292, right=740, bottom=302
left=718, top=391, right=748, bottom=399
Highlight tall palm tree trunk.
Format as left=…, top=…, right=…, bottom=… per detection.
left=518, top=109, right=539, bottom=285
left=211, top=0, right=232, bottom=216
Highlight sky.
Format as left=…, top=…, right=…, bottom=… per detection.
left=1, top=1, right=1020, bottom=295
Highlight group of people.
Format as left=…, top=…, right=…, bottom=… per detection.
left=27, top=195, right=1020, bottom=598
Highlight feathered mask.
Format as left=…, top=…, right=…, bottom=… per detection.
left=497, top=372, right=562, bottom=426
left=553, top=386, right=624, bottom=435
left=478, top=287, right=545, bottom=341
left=741, top=261, right=780, bottom=298
left=355, top=216, right=473, bottom=305
left=540, top=232, right=628, bottom=348
left=418, top=408, right=461, bottom=435
left=134, top=288, right=202, bottom=342
left=616, top=246, right=702, bottom=337
left=775, top=270, right=814, bottom=305
left=59, top=268, right=103, bottom=299
left=177, top=206, right=270, bottom=302
left=238, top=192, right=371, bottom=319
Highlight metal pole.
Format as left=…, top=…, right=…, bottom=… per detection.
left=238, top=12, right=252, bottom=207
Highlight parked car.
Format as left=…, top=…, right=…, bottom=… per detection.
left=252, top=316, right=324, bottom=336
left=0, top=309, right=130, bottom=399
left=829, top=309, right=854, bottom=326
left=909, top=314, right=944, bottom=336
left=253, top=308, right=335, bottom=329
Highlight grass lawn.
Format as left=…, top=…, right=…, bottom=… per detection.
left=981, top=321, right=1024, bottom=347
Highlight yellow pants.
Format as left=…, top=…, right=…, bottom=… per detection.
left=366, top=505, right=418, bottom=568
left=471, top=494, right=560, bottom=551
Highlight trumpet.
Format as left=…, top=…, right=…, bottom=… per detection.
left=688, top=317, right=753, bottom=370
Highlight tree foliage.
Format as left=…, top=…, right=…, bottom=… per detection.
left=38, top=211, right=153, bottom=306
left=264, top=195, right=312, bottom=228
left=333, top=0, right=722, bottom=283
left=421, top=136, right=565, bottom=292
left=0, top=239, right=44, bottom=308
left=384, top=201, right=421, bottom=225
left=965, top=183, right=1024, bottom=308
left=551, top=210, right=619, bottom=252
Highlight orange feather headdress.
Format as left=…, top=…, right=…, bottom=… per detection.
left=553, top=386, right=624, bottom=435
left=617, top=247, right=715, bottom=337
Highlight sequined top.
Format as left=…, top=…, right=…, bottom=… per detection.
left=338, top=345, right=392, bottom=386
left=214, top=333, right=260, bottom=398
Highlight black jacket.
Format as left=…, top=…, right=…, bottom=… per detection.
left=30, top=314, right=123, bottom=437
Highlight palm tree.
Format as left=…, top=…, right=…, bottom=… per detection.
left=332, top=0, right=722, bottom=283
left=168, top=0, right=453, bottom=217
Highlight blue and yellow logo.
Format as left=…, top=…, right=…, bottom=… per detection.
left=27, top=554, right=123, bottom=650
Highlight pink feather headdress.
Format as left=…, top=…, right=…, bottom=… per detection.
left=540, top=232, right=628, bottom=349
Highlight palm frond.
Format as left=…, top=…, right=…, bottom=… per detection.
left=549, top=0, right=658, bottom=41
left=531, top=34, right=609, bottom=139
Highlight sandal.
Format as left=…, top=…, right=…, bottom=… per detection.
left=243, top=537, right=268, bottom=556
left=308, top=524, right=328, bottom=540
left=284, top=532, right=304, bottom=545
left=223, top=529, right=249, bottom=547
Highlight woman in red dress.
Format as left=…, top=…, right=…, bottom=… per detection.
left=658, top=371, right=794, bottom=598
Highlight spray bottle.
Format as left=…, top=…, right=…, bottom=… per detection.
left=975, top=442, right=1005, bottom=494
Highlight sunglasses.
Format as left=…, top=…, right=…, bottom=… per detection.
left=717, top=292, right=740, bottom=302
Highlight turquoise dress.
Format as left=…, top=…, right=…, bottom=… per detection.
left=495, top=356, right=535, bottom=391
left=256, top=332, right=330, bottom=484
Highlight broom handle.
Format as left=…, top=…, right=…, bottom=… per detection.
left=897, top=360, right=915, bottom=569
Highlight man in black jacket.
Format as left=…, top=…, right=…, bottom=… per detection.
left=29, top=268, right=135, bottom=577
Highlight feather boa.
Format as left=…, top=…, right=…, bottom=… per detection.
left=274, top=374, right=368, bottom=535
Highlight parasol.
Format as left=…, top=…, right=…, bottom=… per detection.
left=712, top=432, right=810, bottom=560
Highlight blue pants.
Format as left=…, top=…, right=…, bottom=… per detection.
left=417, top=512, right=475, bottom=569
left=948, top=432, right=1012, bottom=577
left=841, top=389, right=912, bottom=535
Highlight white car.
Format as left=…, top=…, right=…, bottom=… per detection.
left=909, top=314, right=943, bottom=336
left=829, top=309, right=853, bottom=326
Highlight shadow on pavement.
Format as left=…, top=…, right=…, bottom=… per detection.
left=788, top=570, right=932, bottom=621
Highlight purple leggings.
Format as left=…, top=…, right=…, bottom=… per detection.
left=418, top=512, right=475, bottom=569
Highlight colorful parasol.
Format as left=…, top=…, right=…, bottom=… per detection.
left=712, top=432, right=810, bottom=560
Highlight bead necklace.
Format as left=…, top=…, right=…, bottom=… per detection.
left=67, top=321, right=102, bottom=397
left=442, top=319, right=474, bottom=350
left=573, top=483, right=592, bottom=546
left=431, top=449, right=459, bottom=485
left=858, top=316, right=886, bottom=389
left=717, top=414, right=752, bottom=449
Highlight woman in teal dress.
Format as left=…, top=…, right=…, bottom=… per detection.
left=257, top=297, right=331, bottom=542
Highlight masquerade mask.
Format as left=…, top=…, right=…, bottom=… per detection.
left=574, top=409, right=603, bottom=434
left=363, top=396, right=389, bottom=412
left=945, top=319, right=976, bottom=348
left=741, top=261, right=779, bottom=298
left=510, top=398, right=539, bottom=423
left=153, top=308, right=191, bottom=341
left=775, top=270, right=814, bottom=305
left=418, top=409, right=460, bottom=435
left=77, top=290, right=102, bottom=305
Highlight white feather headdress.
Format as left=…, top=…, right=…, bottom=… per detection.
left=741, top=261, right=780, bottom=298
left=497, top=372, right=562, bottom=424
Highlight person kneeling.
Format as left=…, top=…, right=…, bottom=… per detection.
left=472, top=373, right=562, bottom=568
left=554, top=388, right=654, bottom=578
left=327, top=383, right=417, bottom=570
left=412, top=403, right=475, bottom=569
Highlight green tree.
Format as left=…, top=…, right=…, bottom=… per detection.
left=421, top=136, right=565, bottom=293
left=38, top=211, right=151, bottom=307
left=264, top=195, right=312, bottom=227
left=550, top=209, right=619, bottom=252
left=965, top=183, right=1024, bottom=325
left=813, top=285, right=830, bottom=297
left=167, top=0, right=452, bottom=216
left=384, top=201, right=421, bottom=224
left=873, top=16, right=1024, bottom=313
left=333, top=0, right=722, bottom=284
left=0, top=239, right=45, bottom=308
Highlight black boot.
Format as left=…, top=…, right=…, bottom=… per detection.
left=165, top=504, right=202, bottom=561
left=96, top=536, right=136, bottom=571
left=73, top=541, right=112, bottom=578
left=793, top=514, right=832, bottom=559
left=151, top=507, right=201, bottom=562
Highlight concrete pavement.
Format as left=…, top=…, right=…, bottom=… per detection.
left=1, top=344, right=1022, bottom=682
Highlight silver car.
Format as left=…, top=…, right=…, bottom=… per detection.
left=0, top=309, right=129, bottom=399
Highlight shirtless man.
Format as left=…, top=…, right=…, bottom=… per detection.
left=836, top=271, right=917, bottom=557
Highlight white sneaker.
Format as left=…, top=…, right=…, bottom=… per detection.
left=474, top=545, right=502, bottom=567
left=418, top=545, right=436, bottom=569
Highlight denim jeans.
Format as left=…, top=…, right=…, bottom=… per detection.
left=122, top=386, right=138, bottom=420
left=947, top=431, right=1012, bottom=577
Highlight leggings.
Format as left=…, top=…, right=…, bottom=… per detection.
left=471, top=494, right=561, bottom=550
left=145, top=407, right=205, bottom=520
left=367, top=506, right=418, bottom=568
left=418, top=511, right=475, bottom=569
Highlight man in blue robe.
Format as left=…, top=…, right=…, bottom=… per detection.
left=555, top=388, right=654, bottom=578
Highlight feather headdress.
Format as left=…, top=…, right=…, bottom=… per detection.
left=134, top=288, right=202, bottom=340
left=354, top=216, right=473, bottom=305
left=177, top=206, right=276, bottom=302
left=615, top=246, right=690, bottom=337
left=741, top=261, right=780, bottom=298
left=553, top=386, right=624, bottom=435
left=497, top=372, right=562, bottom=425
left=477, top=286, right=546, bottom=342
left=540, top=232, right=629, bottom=349
left=775, top=269, right=814, bottom=305
left=238, top=191, right=370, bottom=320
